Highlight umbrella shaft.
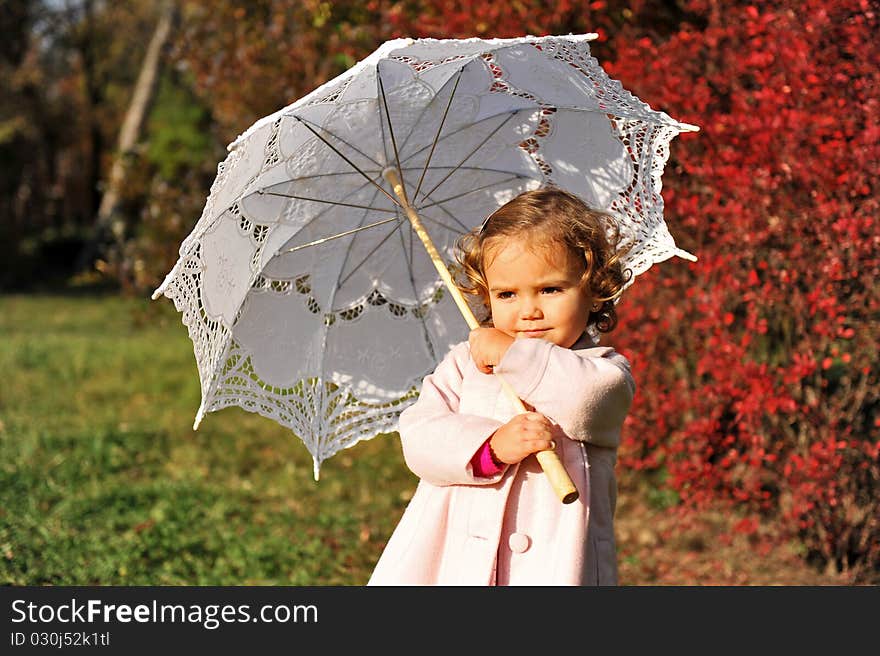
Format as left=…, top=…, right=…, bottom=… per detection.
left=383, top=169, right=479, bottom=331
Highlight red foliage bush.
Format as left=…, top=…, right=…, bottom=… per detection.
left=384, top=0, right=880, bottom=580
left=608, top=0, right=879, bottom=581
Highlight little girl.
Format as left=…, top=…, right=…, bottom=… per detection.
left=368, top=187, right=635, bottom=586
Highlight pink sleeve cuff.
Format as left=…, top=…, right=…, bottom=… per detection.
left=470, top=439, right=506, bottom=478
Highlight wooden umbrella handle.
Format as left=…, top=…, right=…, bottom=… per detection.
left=384, top=168, right=579, bottom=504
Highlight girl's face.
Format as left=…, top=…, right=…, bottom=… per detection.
left=483, top=235, right=593, bottom=349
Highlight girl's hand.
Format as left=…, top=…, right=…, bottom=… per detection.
left=489, top=412, right=562, bottom=465
left=468, top=327, right=515, bottom=374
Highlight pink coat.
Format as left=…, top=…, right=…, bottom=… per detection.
left=368, top=334, right=635, bottom=586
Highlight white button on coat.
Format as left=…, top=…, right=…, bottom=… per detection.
left=508, top=533, right=531, bottom=553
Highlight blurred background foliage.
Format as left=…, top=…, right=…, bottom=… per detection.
left=1, top=0, right=876, bottom=583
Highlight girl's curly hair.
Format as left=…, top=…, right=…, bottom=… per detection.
left=454, top=187, right=632, bottom=333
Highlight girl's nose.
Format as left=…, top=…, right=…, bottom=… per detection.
left=519, top=298, right=543, bottom=319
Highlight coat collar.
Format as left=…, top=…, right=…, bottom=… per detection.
left=570, top=330, right=601, bottom=351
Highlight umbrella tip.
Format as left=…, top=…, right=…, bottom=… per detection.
left=193, top=406, right=205, bottom=430
left=675, top=248, right=698, bottom=262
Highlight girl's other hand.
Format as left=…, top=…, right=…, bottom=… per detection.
left=489, top=412, right=562, bottom=465
left=468, top=327, right=514, bottom=374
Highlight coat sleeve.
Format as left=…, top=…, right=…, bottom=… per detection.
left=492, top=338, right=635, bottom=449
left=397, top=342, right=507, bottom=487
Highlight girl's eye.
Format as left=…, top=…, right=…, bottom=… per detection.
left=542, top=287, right=562, bottom=294
left=496, top=291, right=514, bottom=299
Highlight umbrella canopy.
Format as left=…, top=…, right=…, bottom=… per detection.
left=152, top=34, right=698, bottom=479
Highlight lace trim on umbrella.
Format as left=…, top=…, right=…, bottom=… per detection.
left=205, top=339, right=420, bottom=481
left=473, top=41, right=693, bottom=282
left=389, top=53, right=471, bottom=72
left=536, top=39, right=676, bottom=125
left=175, top=117, right=283, bottom=263
left=157, top=198, right=276, bottom=413
left=537, top=39, right=691, bottom=272
left=250, top=274, right=446, bottom=325
left=264, top=118, right=282, bottom=167
left=605, top=120, right=695, bottom=282
left=479, top=51, right=556, bottom=180
left=156, top=240, right=234, bottom=418
left=301, top=77, right=353, bottom=107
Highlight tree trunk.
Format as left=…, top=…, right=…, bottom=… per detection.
left=76, top=0, right=177, bottom=272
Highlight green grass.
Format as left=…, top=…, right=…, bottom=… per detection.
left=0, top=293, right=417, bottom=585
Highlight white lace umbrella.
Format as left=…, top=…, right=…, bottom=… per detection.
left=152, top=34, right=698, bottom=486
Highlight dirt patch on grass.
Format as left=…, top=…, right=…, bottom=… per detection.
left=615, top=490, right=856, bottom=586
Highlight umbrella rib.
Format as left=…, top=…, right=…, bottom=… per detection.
left=407, top=205, right=415, bottom=275
left=270, top=170, right=382, bottom=182
left=318, top=184, right=386, bottom=450
left=400, top=106, right=530, bottom=173
left=399, top=105, right=679, bottom=174
left=400, top=164, right=533, bottom=177
left=292, top=114, right=402, bottom=209
left=413, top=69, right=463, bottom=203
left=396, top=221, right=437, bottom=363
left=259, top=190, right=397, bottom=215
left=328, top=183, right=385, bottom=314
left=416, top=112, right=518, bottom=203
left=418, top=174, right=526, bottom=210
left=259, top=166, right=528, bottom=197
left=396, top=59, right=472, bottom=156
left=374, top=68, right=392, bottom=180
left=291, top=114, right=385, bottom=170
left=337, top=217, right=407, bottom=290
left=282, top=216, right=403, bottom=254
left=413, top=209, right=469, bottom=235
left=377, top=64, right=409, bottom=205
left=263, top=177, right=377, bottom=259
